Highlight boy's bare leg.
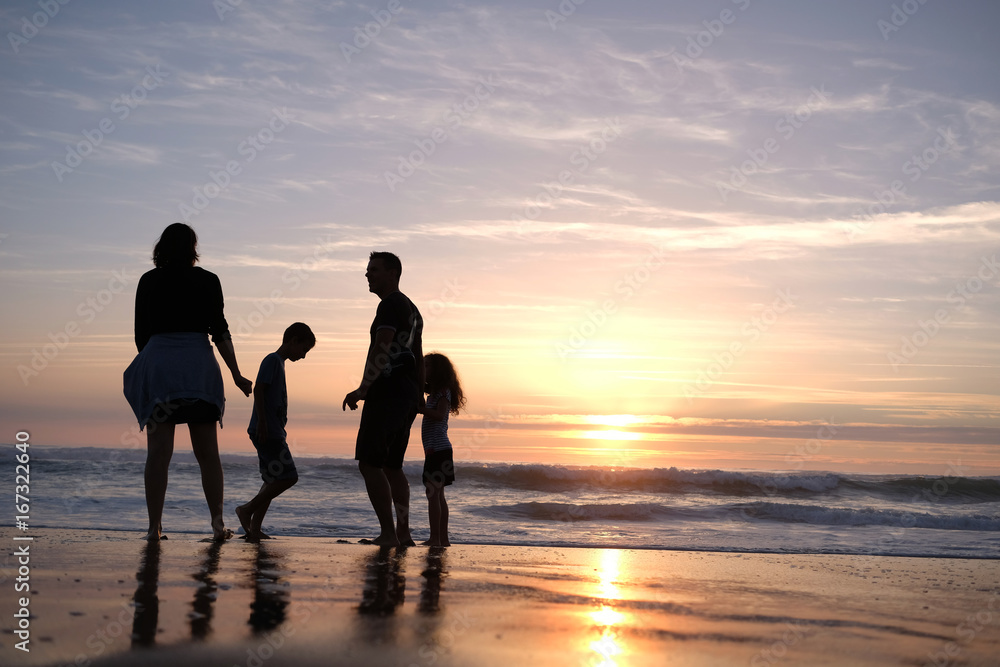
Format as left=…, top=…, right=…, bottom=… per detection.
left=189, top=422, right=232, bottom=541
left=237, top=479, right=296, bottom=540
left=144, top=422, right=175, bottom=541
left=359, top=462, right=399, bottom=546
left=386, top=467, right=414, bottom=546
left=235, top=483, right=264, bottom=538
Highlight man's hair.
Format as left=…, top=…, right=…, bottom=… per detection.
left=283, top=322, right=316, bottom=346
left=153, top=223, right=199, bottom=268
left=369, top=251, right=402, bottom=278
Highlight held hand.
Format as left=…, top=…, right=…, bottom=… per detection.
left=234, top=374, right=253, bottom=397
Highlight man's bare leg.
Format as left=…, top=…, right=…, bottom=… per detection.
left=144, top=422, right=175, bottom=541
left=359, top=461, right=399, bottom=546
left=386, top=467, right=414, bottom=546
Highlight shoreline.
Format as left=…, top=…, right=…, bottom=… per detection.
left=2, top=528, right=998, bottom=666
left=26, top=525, right=1000, bottom=560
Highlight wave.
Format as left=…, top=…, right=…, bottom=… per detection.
left=18, top=446, right=1000, bottom=504
left=739, top=502, right=1000, bottom=531
left=479, top=500, right=1000, bottom=532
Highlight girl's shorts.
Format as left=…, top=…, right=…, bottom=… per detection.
left=422, top=449, right=455, bottom=487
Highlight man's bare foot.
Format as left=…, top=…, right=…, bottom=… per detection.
left=421, top=538, right=440, bottom=546
left=142, top=530, right=166, bottom=541
left=397, top=529, right=415, bottom=547
left=257, top=531, right=272, bottom=539
left=203, top=528, right=234, bottom=543
left=361, top=533, right=400, bottom=546
left=235, top=505, right=254, bottom=538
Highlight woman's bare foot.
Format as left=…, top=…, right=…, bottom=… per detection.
left=421, top=538, right=441, bottom=546
left=142, top=530, right=166, bottom=541
left=361, top=533, right=400, bottom=546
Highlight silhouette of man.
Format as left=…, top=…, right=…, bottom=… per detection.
left=343, top=251, right=423, bottom=546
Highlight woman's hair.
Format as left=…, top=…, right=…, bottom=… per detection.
left=153, top=223, right=199, bottom=268
left=425, top=352, right=466, bottom=415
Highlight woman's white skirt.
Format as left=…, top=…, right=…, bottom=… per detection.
left=123, top=333, right=225, bottom=429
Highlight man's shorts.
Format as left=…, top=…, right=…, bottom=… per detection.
left=422, top=449, right=455, bottom=487
left=355, top=379, right=418, bottom=469
left=250, top=434, right=298, bottom=484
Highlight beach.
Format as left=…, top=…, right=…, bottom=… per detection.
left=2, top=528, right=998, bottom=666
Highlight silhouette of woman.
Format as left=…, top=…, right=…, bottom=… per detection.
left=124, top=223, right=252, bottom=541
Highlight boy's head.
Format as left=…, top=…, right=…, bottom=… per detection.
left=282, top=322, right=316, bottom=361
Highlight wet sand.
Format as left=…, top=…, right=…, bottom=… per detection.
left=1, top=528, right=998, bottom=666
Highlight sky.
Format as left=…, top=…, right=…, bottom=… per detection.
left=1, top=0, right=999, bottom=474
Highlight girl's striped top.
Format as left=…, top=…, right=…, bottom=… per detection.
left=421, top=389, right=452, bottom=454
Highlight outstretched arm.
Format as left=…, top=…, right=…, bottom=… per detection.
left=343, top=327, right=395, bottom=410
left=216, top=338, right=252, bottom=396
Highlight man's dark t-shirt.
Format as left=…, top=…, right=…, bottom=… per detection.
left=369, top=291, right=422, bottom=391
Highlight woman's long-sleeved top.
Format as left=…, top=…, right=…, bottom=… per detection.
left=134, top=266, right=233, bottom=352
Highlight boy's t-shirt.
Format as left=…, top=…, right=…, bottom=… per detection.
left=247, top=352, right=287, bottom=439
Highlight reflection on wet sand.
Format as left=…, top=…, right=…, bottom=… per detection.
left=355, top=546, right=407, bottom=646
left=131, top=539, right=161, bottom=648
left=249, top=542, right=289, bottom=634
left=189, top=541, right=222, bottom=640
left=588, top=549, right=628, bottom=666
left=358, top=546, right=406, bottom=615
left=418, top=546, right=447, bottom=614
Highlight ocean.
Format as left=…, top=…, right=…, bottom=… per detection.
left=11, top=445, right=1000, bottom=558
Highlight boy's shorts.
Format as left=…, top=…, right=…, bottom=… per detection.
left=250, top=434, right=298, bottom=484
left=423, top=449, right=455, bottom=487
left=354, top=380, right=418, bottom=469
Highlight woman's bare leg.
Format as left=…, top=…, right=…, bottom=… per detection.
left=144, top=422, right=175, bottom=541
left=189, top=422, right=231, bottom=540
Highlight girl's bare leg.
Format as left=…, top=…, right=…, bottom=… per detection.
left=144, top=422, right=175, bottom=541
left=440, top=486, right=450, bottom=546
left=423, top=483, right=442, bottom=546
left=189, top=422, right=231, bottom=540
